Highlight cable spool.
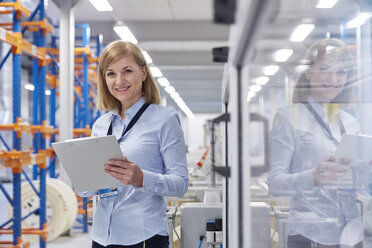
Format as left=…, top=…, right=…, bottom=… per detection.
left=8, top=179, right=78, bottom=243
left=47, top=178, right=78, bottom=234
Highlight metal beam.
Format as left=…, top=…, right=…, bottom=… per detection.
left=58, top=0, right=76, bottom=141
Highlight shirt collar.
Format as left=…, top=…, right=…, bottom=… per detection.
left=124, top=97, right=146, bottom=119
left=110, top=97, right=146, bottom=120
left=111, top=108, right=120, bottom=116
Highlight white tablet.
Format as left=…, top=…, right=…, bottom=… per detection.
left=52, top=135, right=124, bottom=192
left=334, top=134, right=372, bottom=162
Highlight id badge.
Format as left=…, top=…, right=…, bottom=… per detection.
left=99, top=188, right=118, bottom=199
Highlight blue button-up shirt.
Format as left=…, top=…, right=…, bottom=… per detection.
left=267, top=99, right=364, bottom=246
left=81, top=97, right=188, bottom=246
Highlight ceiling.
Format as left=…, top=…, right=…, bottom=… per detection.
left=2, top=0, right=363, bottom=114
left=251, top=0, right=358, bottom=67
left=236, top=0, right=361, bottom=104
left=46, top=0, right=230, bottom=115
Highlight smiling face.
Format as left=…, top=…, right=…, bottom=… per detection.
left=306, top=55, right=348, bottom=103
left=105, top=54, right=147, bottom=113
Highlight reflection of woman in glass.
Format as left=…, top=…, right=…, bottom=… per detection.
left=268, top=38, right=363, bottom=248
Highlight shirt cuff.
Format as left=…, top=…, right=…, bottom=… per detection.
left=297, top=169, right=315, bottom=189
left=139, top=169, right=159, bottom=192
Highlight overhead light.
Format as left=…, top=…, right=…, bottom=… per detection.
left=170, top=92, right=180, bottom=99
left=165, top=86, right=176, bottom=94
left=184, top=110, right=194, bottom=119
left=247, top=91, right=256, bottom=99
left=45, top=90, right=51, bottom=96
left=180, top=105, right=194, bottom=119
left=256, top=76, right=269, bottom=86
left=89, top=0, right=113, bottom=11
left=157, top=77, right=169, bottom=87
left=345, top=13, right=372, bottom=29
left=164, top=90, right=193, bottom=119
left=150, top=67, right=162, bottom=77
left=290, top=24, right=315, bottom=42
left=316, top=0, right=338, bottom=8
left=175, top=97, right=184, bottom=105
left=263, top=65, right=279, bottom=76
left=250, top=85, right=262, bottom=93
left=273, top=49, right=293, bottom=62
left=142, top=51, right=153, bottom=64
left=247, top=91, right=256, bottom=102
left=113, top=26, right=137, bottom=44
left=24, top=84, right=34, bottom=91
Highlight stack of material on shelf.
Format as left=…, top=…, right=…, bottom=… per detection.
left=8, top=178, right=78, bottom=243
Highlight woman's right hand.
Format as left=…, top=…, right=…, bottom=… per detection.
left=313, top=156, right=351, bottom=186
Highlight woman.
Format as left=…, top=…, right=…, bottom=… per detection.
left=85, top=40, right=188, bottom=248
left=268, top=38, right=364, bottom=248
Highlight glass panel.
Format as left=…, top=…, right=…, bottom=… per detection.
left=243, top=0, right=372, bottom=247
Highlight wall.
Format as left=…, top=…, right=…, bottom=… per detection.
left=184, top=113, right=219, bottom=152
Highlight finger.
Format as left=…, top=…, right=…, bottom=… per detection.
left=104, top=164, right=127, bottom=175
left=105, top=166, right=130, bottom=178
left=104, top=164, right=125, bottom=173
left=341, top=163, right=352, bottom=170
left=106, top=170, right=131, bottom=184
left=328, top=155, right=335, bottom=161
left=339, top=168, right=347, bottom=174
left=105, top=164, right=135, bottom=178
left=107, top=159, right=122, bottom=165
left=123, top=155, right=129, bottom=162
left=340, top=157, right=350, bottom=164
left=107, top=160, right=130, bottom=168
left=107, top=159, right=125, bottom=163
left=335, top=167, right=345, bottom=173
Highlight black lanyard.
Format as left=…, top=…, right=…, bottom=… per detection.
left=107, top=103, right=150, bottom=143
left=303, top=103, right=345, bottom=145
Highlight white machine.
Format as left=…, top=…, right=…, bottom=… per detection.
left=180, top=203, right=223, bottom=248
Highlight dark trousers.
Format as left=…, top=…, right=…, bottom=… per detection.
left=92, top=235, right=169, bottom=248
left=287, top=235, right=313, bottom=248
left=287, top=235, right=363, bottom=248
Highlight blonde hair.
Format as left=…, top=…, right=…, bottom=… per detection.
left=292, top=38, right=356, bottom=104
left=96, top=40, right=161, bottom=111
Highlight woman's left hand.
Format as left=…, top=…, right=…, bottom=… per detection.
left=104, top=156, right=144, bottom=187
left=313, top=156, right=351, bottom=186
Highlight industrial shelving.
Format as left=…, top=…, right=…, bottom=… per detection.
left=47, top=23, right=101, bottom=232
left=0, top=1, right=52, bottom=247
left=0, top=1, right=103, bottom=246
left=73, top=24, right=101, bottom=233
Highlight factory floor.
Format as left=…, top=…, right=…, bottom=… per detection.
left=0, top=181, right=92, bottom=248
left=30, top=231, right=91, bottom=248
